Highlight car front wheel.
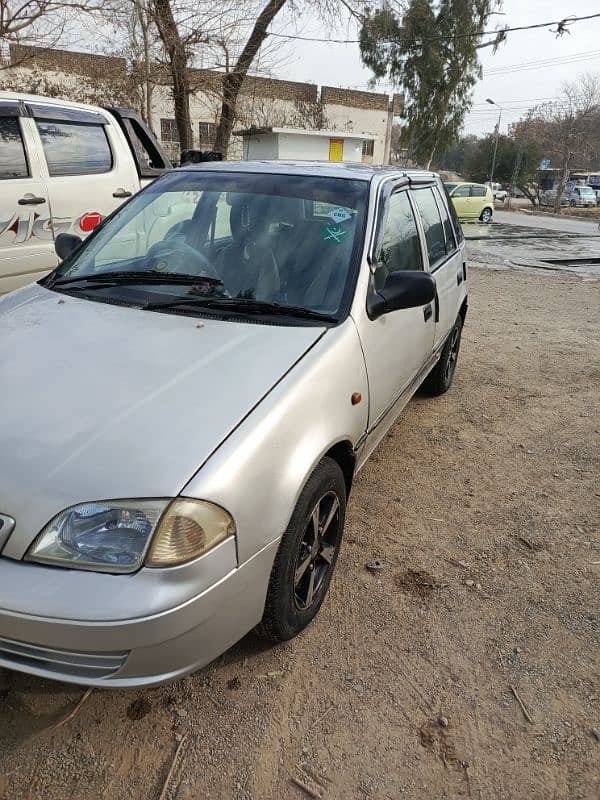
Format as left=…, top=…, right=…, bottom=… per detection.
left=257, top=457, right=346, bottom=642
left=480, top=207, right=493, bottom=223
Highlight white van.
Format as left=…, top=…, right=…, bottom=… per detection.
left=0, top=92, right=172, bottom=294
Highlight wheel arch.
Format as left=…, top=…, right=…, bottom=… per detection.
left=323, top=440, right=356, bottom=498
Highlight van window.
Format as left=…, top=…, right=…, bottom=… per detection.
left=0, top=118, right=29, bottom=179
left=411, top=187, right=447, bottom=269
left=374, top=190, right=422, bottom=289
left=36, top=121, right=112, bottom=176
left=471, top=185, right=486, bottom=197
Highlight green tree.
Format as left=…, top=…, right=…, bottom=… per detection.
left=464, top=133, right=541, bottom=202
left=434, top=134, right=479, bottom=175
left=359, top=0, right=501, bottom=168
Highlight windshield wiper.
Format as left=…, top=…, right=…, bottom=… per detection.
left=146, top=296, right=338, bottom=323
left=49, top=270, right=223, bottom=288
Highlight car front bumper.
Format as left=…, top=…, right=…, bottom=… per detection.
left=0, top=540, right=278, bottom=688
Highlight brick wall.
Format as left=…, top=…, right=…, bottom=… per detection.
left=9, top=45, right=126, bottom=81
left=392, top=93, right=405, bottom=115
left=321, top=86, right=389, bottom=111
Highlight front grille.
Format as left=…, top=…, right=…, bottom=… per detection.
left=0, top=635, right=128, bottom=679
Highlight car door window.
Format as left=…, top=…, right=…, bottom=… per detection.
left=411, top=187, right=447, bottom=270
left=471, top=186, right=486, bottom=197
left=373, top=190, right=423, bottom=289
left=453, top=185, right=470, bottom=198
left=433, top=186, right=456, bottom=253
left=0, top=118, right=29, bottom=179
left=36, top=121, right=113, bottom=176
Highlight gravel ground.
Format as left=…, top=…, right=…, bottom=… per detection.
left=0, top=266, right=599, bottom=800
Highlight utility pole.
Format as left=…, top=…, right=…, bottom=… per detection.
left=486, top=98, right=502, bottom=186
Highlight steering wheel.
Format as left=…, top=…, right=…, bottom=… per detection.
left=146, top=239, right=219, bottom=279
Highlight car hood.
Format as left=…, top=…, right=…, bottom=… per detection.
left=0, top=286, right=325, bottom=557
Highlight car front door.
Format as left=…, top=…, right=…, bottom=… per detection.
left=0, top=103, right=53, bottom=294
left=450, top=183, right=472, bottom=218
left=411, top=183, right=465, bottom=348
left=357, top=186, right=435, bottom=433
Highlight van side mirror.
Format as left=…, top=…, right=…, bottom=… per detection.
left=55, top=233, right=83, bottom=261
left=367, top=270, right=436, bottom=320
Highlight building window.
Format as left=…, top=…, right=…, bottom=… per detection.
left=362, top=139, right=374, bottom=157
left=160, top=118, right=179, bottom=143
left=199, top=122, right=217, bottom=146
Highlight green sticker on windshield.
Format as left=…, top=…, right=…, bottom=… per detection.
left=320, top=224, right=349, bottom=245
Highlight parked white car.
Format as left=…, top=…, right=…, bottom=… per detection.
left=0, top=162, right=467, bottom=687
left=0, top=92, right=171, bottom=294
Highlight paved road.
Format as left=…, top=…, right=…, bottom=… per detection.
left=493, top=209, right=600, bottom=235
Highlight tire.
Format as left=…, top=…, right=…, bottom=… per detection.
left=421, top=315, right=463, bottom=397
left=480, top=207, right=493, bottom=223
left=569, top=200, right=577, bottom=208
left=257, top=457, right=346, bottom=642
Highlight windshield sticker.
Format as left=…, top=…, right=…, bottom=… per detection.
left=327, top=207, right=352, bottom=224
left=320, top=224, right=349, bottom=245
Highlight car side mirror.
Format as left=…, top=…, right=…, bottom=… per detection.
left=55, top=233, right=83, bottom=261
left=367, top=270, right=436, bottom=320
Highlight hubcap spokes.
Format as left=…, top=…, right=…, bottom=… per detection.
left=294, top=491, right=340, bottom=610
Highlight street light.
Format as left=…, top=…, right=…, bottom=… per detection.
left=486, top=98, right=502, bottom=187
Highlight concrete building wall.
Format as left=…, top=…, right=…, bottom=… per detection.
left=242, top=133, right=280, bottom=160
left=4, top=46, right=401, bottom=165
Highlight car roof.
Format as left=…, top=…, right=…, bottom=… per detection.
left=179, top=160, right=439, bottom=183
left=0, top=90, right=108, bottom=116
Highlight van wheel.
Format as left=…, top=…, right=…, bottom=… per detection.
left=421, top=316, right=463, bottom=396
left=257, top=457, right=346, bottom=642
left=569, top=200, right=577, bottom=208
left=480, top=207, right=493, bottom=223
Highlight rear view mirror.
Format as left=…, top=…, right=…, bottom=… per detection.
left=367, top=270, right=436, bottom=320
left=55, top=233, right=83, bottom=261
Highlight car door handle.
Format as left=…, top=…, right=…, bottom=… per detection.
left=112, top=188, right=132, bottom=198
left=423, top=304, right=433, bottom=322
left=18, top=195, right=46, bottom=205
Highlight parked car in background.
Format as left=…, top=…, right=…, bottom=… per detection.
left=0, top=162, right=468, bottom=687
left=0, top=92, right=171, bottom=294
left=445, top=182, right=494, bottom=223
left=540, top=182, right=598, bottom=209
left=566, top=186, right=597, bottom=208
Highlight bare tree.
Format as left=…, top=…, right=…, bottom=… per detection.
left=534, top=73, right=600, bottom=213
left=0, top=0, right=105, bottom=68
left=212, top=0, right=286, bottom=156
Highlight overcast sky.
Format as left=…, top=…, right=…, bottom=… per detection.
left=271, top=0, right=600, bottom=136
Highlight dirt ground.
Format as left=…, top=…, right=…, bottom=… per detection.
left=1, top=266, right=599, bottom=800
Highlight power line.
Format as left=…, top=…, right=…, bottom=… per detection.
left=268, top=12, right=600, bottom=45
left=485, top=50, right=600, bottom=75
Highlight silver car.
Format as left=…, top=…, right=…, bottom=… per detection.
left=0, top=162, right=467, bottom=687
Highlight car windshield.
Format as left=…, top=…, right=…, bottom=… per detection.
left=48, top=170, right=369, bottom=322
left=444, top=183, right=457, bottom=192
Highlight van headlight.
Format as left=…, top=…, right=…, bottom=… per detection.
left=26, top=499, right=235, bottom=573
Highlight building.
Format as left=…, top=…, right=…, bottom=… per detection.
left=3, top=45, right=404, bottom=164
left=235, top=126, right=372, bottom=162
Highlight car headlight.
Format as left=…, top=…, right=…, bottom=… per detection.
left=26, top=498, right=235, bottom=573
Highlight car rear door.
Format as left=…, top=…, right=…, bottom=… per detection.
left=26, top=101, right=139, bottom=241
left=0, top=100, right=53, bottom=294
left=411, top=181, right=465, bottom=349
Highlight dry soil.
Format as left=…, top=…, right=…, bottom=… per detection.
left=0, top=266, right=599, bottom=800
